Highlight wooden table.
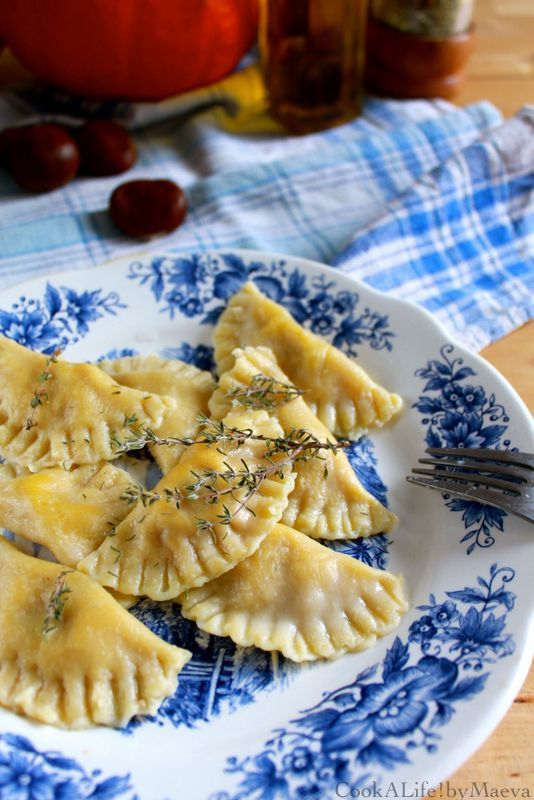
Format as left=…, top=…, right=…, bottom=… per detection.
left=438, top=0, right=534, bottom=792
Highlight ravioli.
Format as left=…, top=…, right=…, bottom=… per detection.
left=213, top=282, right=403, bottom=438
left=98, top=355, right=215, bottom=473
left=210, top=346, right=396, bottom=539
left=0, top=336, right=178, bottom=471
left=0, top=462, right=135, bottom=565
left=180, top=523, right=407, bottom=662
left=98, top=353, right=213, bottom=383
left=106, top=589, right=139, bottom=609
left=0, top=536, right=191, bottom=728
left=0, top=462, right=23, bottom=480
left=78, top=409, right=295, bottom=601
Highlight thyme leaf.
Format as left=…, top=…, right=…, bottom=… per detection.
left=43, top=570, right=73, bottom=636
left=26, top=349, right=61, bottom=431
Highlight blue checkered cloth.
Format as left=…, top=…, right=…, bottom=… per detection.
left=0, top=87, right=532, bottom=351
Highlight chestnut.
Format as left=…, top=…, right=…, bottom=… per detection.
left=1, top=123, right=80, bottom=192
left=109, top=179, right=187, bottom=238
left=76, top=119, right=137, bottom=176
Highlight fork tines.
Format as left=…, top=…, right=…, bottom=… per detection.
left=406, top=447, right=534, bottom=524
left=425, top=447, right=534, bottom=469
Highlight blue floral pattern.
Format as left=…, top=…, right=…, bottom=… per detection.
left=96, top=348, right=139, bottom=362
left=160, top=344, right=216, bottom=373
left=345, top=438, right=389, bottom=508
left=124, top=602, right=300, bottom=733
left=213, top=564, right=515, bottom=800
left=330, top=534, right=390, bottom=571
left=329, top=437, right=390, bottom=569
left=127, top=254, right=396, bottom=357
left=413, top=344, right=512, bottom=554
left=0, top=733, right=134, bottom=799
left=0, top=284, right=125, bottom=354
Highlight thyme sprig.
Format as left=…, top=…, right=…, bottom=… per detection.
left=119, top=423, right=349, bottom=543
left=111, top=414, right=348, bottom=459
left=122, top=456, right=291, bottom=546
left=26, top=349, right=61, bottom=431
left=123, top=456, right=292, bottom=511
left=226, top=374, right=304, bottom=410
left=43, top=570, right=73, bottom=636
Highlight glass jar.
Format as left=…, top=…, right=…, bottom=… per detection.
left=259, top=0, right=368, bottom=134
left=371, top=0, right=474, bottom=37
left=366, top=0, right=476, bottom=99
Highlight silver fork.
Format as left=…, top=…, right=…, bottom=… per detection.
left=406, top=447, right=534, bottom=524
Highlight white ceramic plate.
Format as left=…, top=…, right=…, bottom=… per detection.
left=0, top=249, right=533, bottom=800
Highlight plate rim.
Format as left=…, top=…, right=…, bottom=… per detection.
left=3, top=244, right=532, bottom=424
left=0, top=246, right=533, bottom=798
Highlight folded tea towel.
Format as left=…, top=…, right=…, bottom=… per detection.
left=334, top=106, right=534, bottom=350
left=0, top=64, right=531, bottom=351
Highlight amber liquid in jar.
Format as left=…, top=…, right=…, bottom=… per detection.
left=260, top=0, right=368, bottom=134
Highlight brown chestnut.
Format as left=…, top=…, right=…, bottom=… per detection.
left=76, top=119, right=137, bottom=176
left=2, top=123, right=80, bottom=192
left=109, top=179, right=187, bottom=238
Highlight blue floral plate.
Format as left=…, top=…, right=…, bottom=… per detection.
left=0, top=250, right=533, bottom=800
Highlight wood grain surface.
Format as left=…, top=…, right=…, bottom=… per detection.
left=455, top=0, right=534, bottom=116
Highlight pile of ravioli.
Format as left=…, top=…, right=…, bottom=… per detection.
left=0, top=281, right=406, bottom=730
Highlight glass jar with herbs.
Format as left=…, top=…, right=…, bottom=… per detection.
left=366, top=0, right=476, bottom=99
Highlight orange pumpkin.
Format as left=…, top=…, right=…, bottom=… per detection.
left=0, top=0, right=259, bottom=101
